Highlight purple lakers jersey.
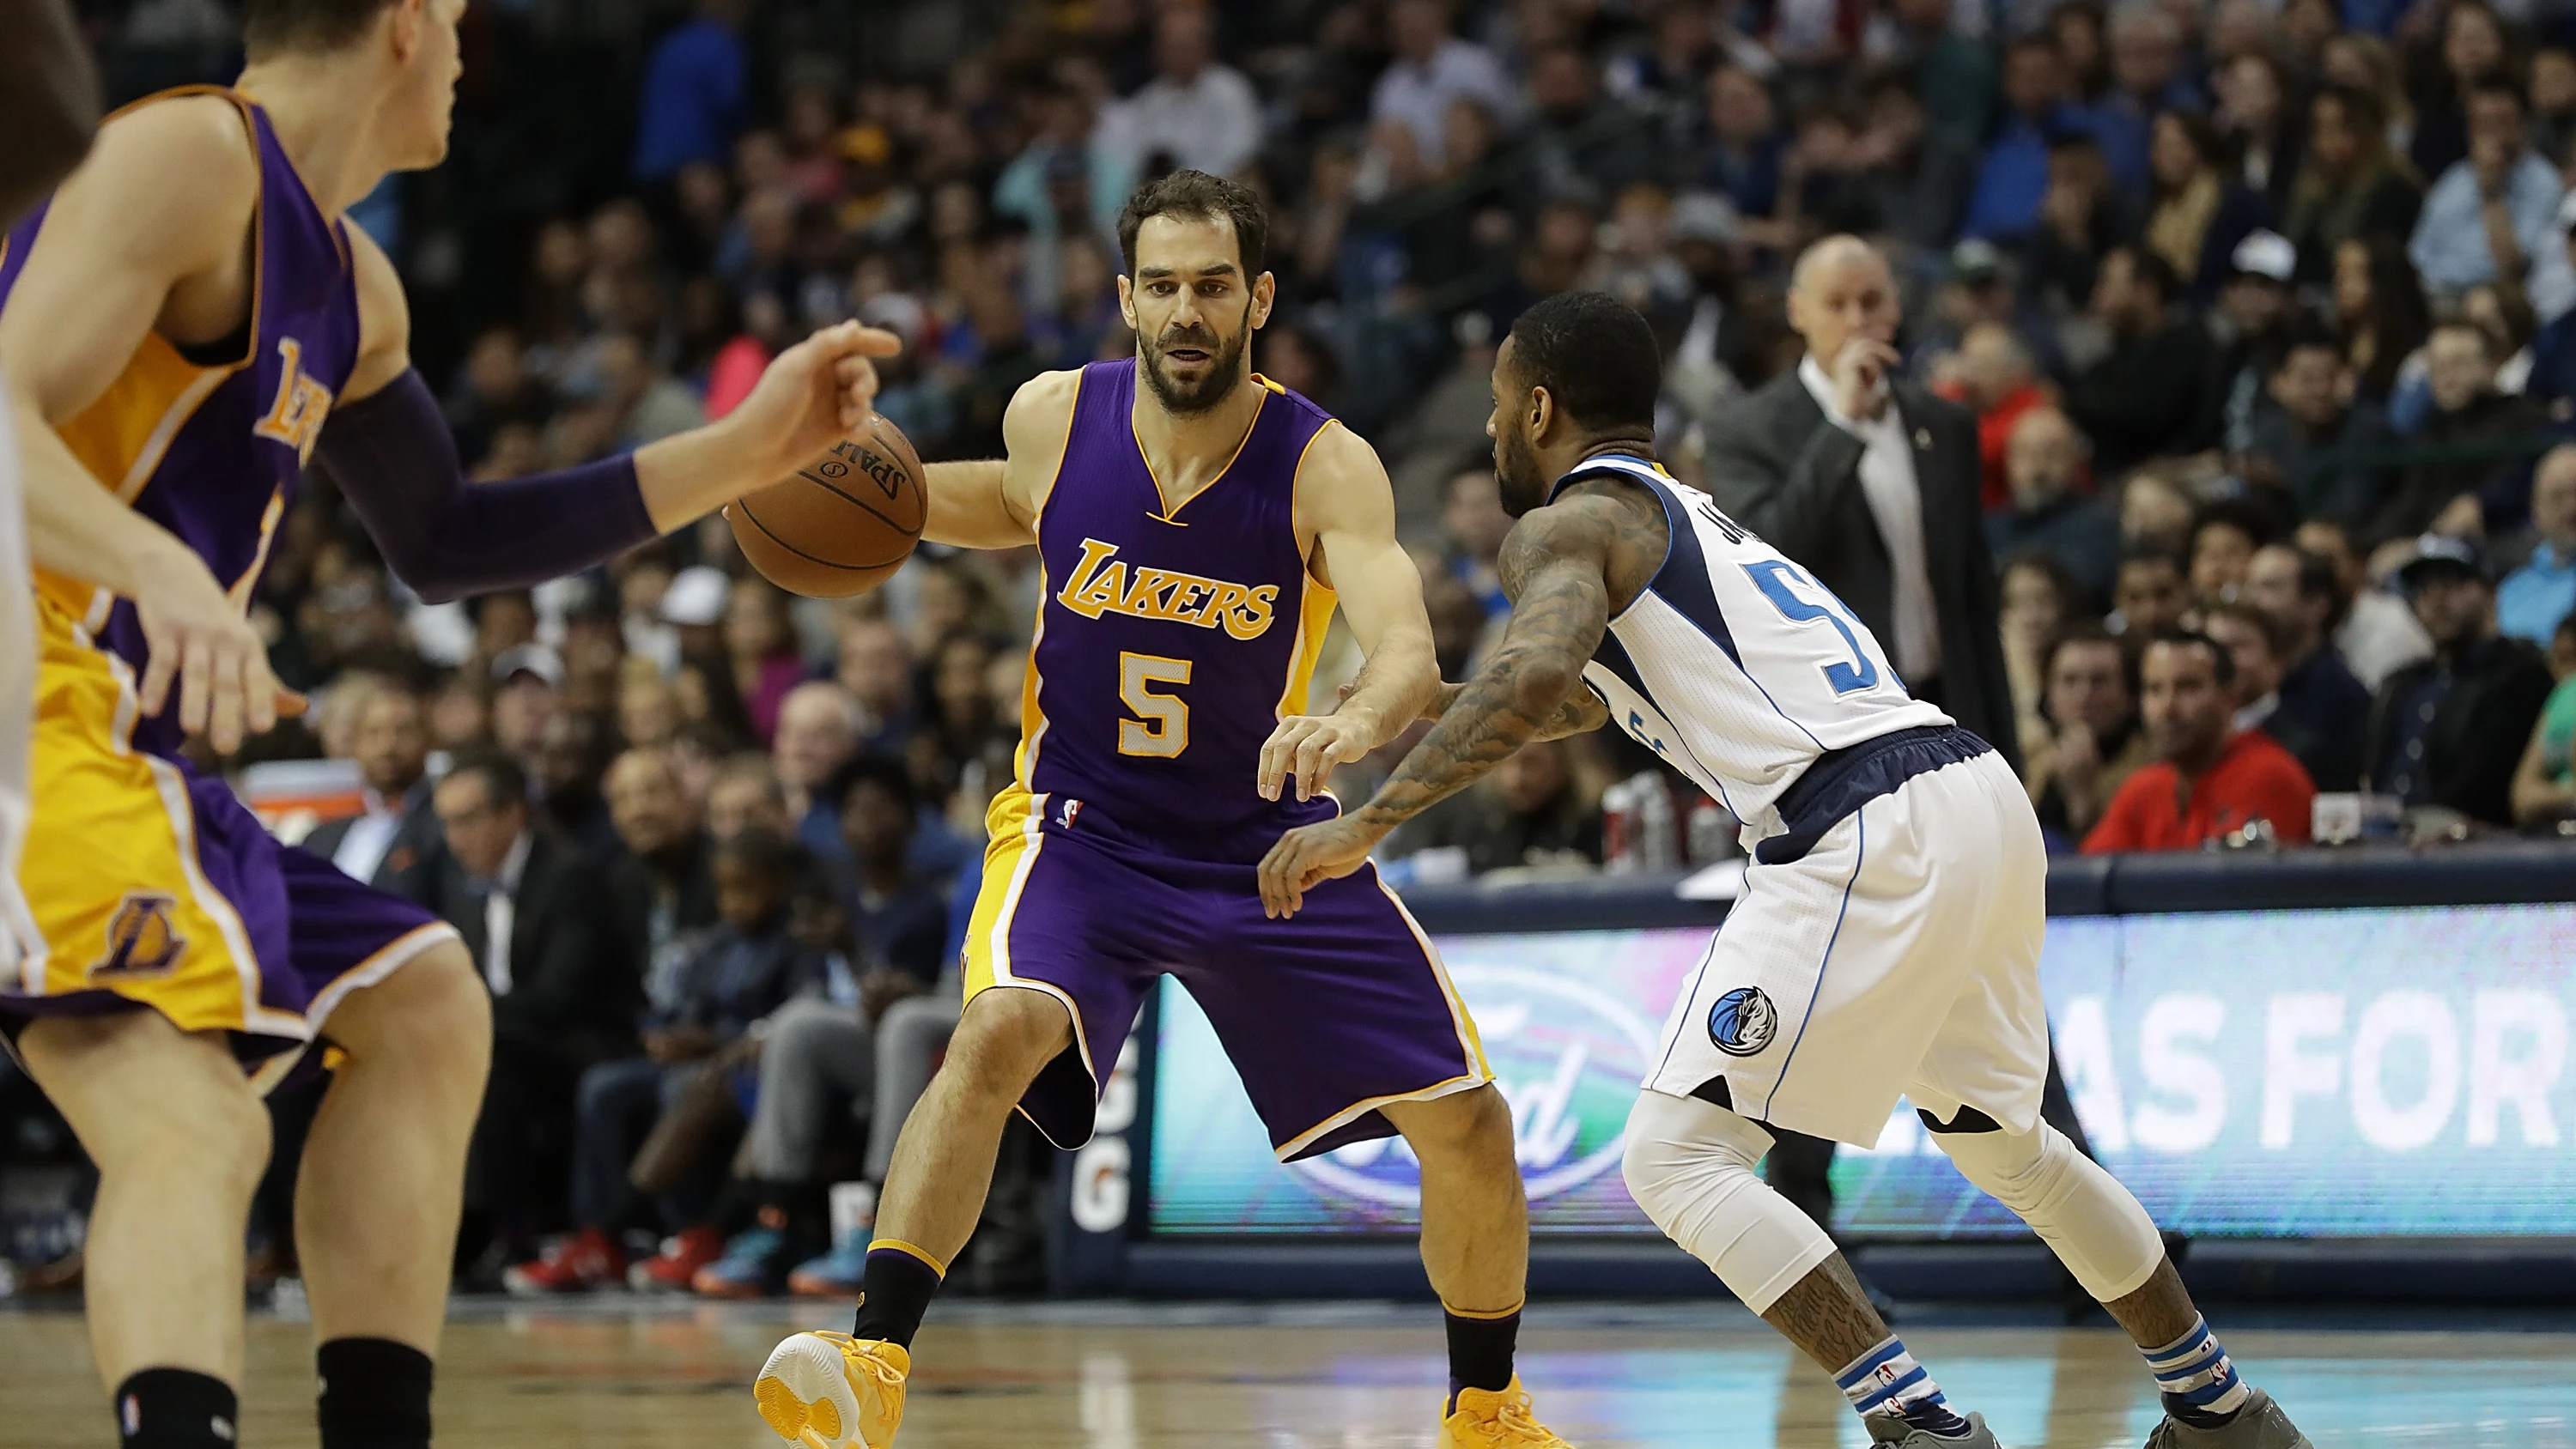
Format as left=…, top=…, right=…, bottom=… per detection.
left=1017, top=359, right=1340, bottom=849
left=0, top=88, right=360, bottom=759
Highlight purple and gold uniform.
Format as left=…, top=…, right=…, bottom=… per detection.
left=0, top=90, right=454, bottom=1078
left=966, top=357, right=1489, bottom=1161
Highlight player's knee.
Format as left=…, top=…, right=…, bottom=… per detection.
left=1619, top=1091, right=1769, bottom=1236
left=1388, top=1083, right=1515, bottom=1167
left=329, top=941, right=491, bottom=1081
left=945, top=989, right=1073, bottom=1096
left=155, top=1070, right=273, bottom=1202
left=1931, top=1119, right=2057, bottom=1211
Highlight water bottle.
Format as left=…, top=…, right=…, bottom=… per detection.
left=1601, top=778, right=1640, bottom=874
left=1631, top=771, right=1679, bottom=870
left=1686, top=796, right=1737, bottom=866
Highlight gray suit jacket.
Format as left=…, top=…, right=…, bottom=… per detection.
left=1703, top=368, right=2020, bottom=769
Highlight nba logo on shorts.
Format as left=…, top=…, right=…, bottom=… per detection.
left=90, top=893, right=185, bottom=980
left=1707, top=986, right=1777, bottom=1057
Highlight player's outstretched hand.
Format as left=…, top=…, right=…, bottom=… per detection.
left=722, top=319, right=904, bottom=479
left=1257, top=815, right=1378, bottom=919
left=1257, top=712, right=1375, bottom=802
left=131, top=555, right=303, bottom=755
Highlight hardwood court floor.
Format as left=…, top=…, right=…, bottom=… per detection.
left=3, top=1298, right=2572, bottom=1448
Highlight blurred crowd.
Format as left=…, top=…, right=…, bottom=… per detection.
left=21, top=0, right=2576, bottom=1297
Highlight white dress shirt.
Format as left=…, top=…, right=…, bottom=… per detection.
left=1096, top=63, right=1266, bottom=180
left=330, top=788, right=407, bottom=887
left=1797, top=355, right=1942, bottom=682
left=482, top=831, right=533, bottom=997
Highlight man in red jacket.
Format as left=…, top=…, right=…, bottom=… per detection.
left=2084, top=633, right=2318, bottom=852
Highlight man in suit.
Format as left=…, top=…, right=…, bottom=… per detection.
left=1705, top=233, right=2020, bottom=768
left=428, top=750, right=635, bottom=1272
left=601, top=747, right=720, bottom=985
left=302, top=682, right=442, bottom=902
left=1706, top=235, right=2064, bottom=1242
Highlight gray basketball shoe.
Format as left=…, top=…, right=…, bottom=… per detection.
left=1866, top=1410, right=2003, bottom=1448
left=2143, top=1389, right=2316, bottom=1449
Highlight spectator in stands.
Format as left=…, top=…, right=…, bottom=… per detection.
left=603, top=748, right=720, bottom=980
left=2495, top=443, right=2576, bottom=646
left=536, top=712, right=620, bottom=860
left=1385, top=737, right=1604, bottom=876
left=490, top=644, right=562, bottom=777
left=2066, top=247, right=2214, bottom=477
left=2119, top=472, right=2196, bottom=555
left=2333, top=236, right=2433, bottom=405
left=1442, top=468, right=1513, bottom=619
left=2113, top=543, right=2193, bottom=639
left=2100, top=4, right=2205, bottom=186
left=2371, top=319, right=2548, bottom=543
left=835, top=615, right=918, bottom=753
left=833, top=756, right=952, bottom=986
left=726, top=577, right=807, bottom=746
left=2240, top=323, right=2393, bottom=527
left=2000, top=554, right=2084, bottom=753
left=2245, top=543, right=2377, bottom=787
left=304, top=682, right=440, bottom=900
left=2027, top=624, right=2153, bottom=846
left=1370, top=0, right=1513, bottom=163
left=1988, top=409, right=2121, bottom=605
left=773, top=682, right=862, bottom=862
left=2142, top=111, right=2270, bottom=302
left=2364, top=537, right=2558, bottom=826
left=2283, top=86, right=2424, bottom=286
left=1096, top=4, right=1264, bottom=184
left=1935, top=322, right=2050, bottom=514
left=2084, top=633, right=2318, bottom=852
left=1700, top=66, right=1784, bottom=222
left=2295, top=518, right=2435, bottom=688
left=2190, top=497, right=2281, bottom=607
left=507, top=828, right=821, bottom=1293
left=2206, top=600, right=2363, bottom=791
left=430, top=752, right=625, bottom=1278
left=1964, top=35, right=2077, bottom=239
left=630, top=0, right=747, bottom=184
left=706, top=752, right=793, bottom=841
left=2208, top=232, right=2301, bottom=453
left=1706, top=236, right=2019, bottom=761
left=1854, top=76, right=1979, bottom=252
left=2509, top=615, right=2576, bottom=827
left=2409, top=81, right=2564, bottom=306
left=2216, top=50, right=2299, bottom=206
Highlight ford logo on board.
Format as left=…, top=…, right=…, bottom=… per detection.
left=1287, top=963, right=1661, bottom=1209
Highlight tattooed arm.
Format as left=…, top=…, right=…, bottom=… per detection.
left=1256, top=495, right=1626, bottom=916
left=1423, top=676, right=1610, bottom=741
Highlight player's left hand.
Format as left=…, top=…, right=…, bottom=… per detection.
left=1257, top=712, right=1376, bottom=802
left=1257, top=815, right=1380, bottom=919
left=725, top=318, right=906, bottom=480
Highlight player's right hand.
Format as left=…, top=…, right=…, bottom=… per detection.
left=131, top=556, right=301, bottom=755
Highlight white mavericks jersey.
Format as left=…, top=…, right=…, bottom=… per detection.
left=0, top=375, right=35, bottom=979
left=1556, top=454, right=1951, bottom=833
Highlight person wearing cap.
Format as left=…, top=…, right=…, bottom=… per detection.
left=2409, top=79, right=2567, bottom=306
left=2208, top=231, right=2303, bottom=455
left=2361, top=534, right=2558, bottom=826
left=491, top=642, right=566, bottom=776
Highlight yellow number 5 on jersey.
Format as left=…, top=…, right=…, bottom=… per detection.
left=1117, top=652, right=1192, bottom=757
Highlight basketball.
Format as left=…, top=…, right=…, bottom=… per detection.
left=726, top=411, right=927, bottom=597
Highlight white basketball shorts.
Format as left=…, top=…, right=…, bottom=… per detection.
left=1643, top=747, right=2051, bottom=1147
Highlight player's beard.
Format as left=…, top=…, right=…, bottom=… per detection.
left=1139, top=305, right=1252, bottom=415
left=1492, top=421, right=1549, bottom=518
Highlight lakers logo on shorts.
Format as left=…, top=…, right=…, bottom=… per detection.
left=1707, top=986, right=1777, bottom=1058
left=90, top=893, right=186, bottom=981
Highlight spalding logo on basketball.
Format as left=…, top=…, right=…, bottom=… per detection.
left=1708, top=986, right=1777, bottom=1057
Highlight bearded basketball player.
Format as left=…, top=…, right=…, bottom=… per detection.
left=751, top=171, right=1582, bottom=1449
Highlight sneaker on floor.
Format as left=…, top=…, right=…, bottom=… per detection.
left=755, top=1331, right=908, bottom=1449
left=1866, top=1410, right=2001, bottom=1446
left=694, top=1220, right=796, bottom=1300
left=501, top=1227, right=626, bottom=1295
left=629, top=1226, right=727, bottom=1292
left=1438, top=1377, right=1577, bottom=1447
left=2144, top=1390, right=2313, bottom=1449
left=786, top=1231, right=870, bottom=1299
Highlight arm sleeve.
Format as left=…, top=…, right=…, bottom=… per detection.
left=314, top=367, right=661, bottom=603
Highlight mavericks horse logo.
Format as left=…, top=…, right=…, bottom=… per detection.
left=1708, top=986, right=1777, bottom=1057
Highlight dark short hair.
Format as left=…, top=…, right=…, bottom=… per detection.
left=2277, top=317, right=2345, bottom=366
left=2204, top=599, right=2293, bottom=658
left=2149, top=629, right=2237, bottom=688
left=829, top=753, right=918, bottom=821
left=2040, top=621, right=2142, bottom=716
left=2121, top=247, right=2181, bottom=306
left=2274, top=544, right=2342, bottom=603
left=441, top=749, right=528, bottom=814
left=1505, top=290, right=1662, bottom=434
left=1115, top=170, right=1268, bottom=276
left=715, top=825, right=804, bottom=881
left=2469, top=76, right=2527, bottom=112
left=244, top=0, right=398, bottom=55
left=2191, top=495, right=2282, bottom=550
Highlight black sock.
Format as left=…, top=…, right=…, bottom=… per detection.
left=848, top=1242, right=945, bottom=1349
left=114, top=1368, right=238, bottom=1449
left=316, top=1337, right=434, bottom=1449
left=1443, top=1302, right=1522, bottom=1406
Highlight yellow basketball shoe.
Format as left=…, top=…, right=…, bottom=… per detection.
left=1440, top=1377, right=1577, bottom=1447
left=754, top=1331, right=909, bottom=1449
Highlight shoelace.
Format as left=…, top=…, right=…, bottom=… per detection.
left=1480, top=1391, right=1550, bottom=1445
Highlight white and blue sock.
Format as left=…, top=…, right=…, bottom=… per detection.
left=1835, top=1337, right=1974, bottom=1440
left=2142, top=1317, right=2251, bottom=1428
